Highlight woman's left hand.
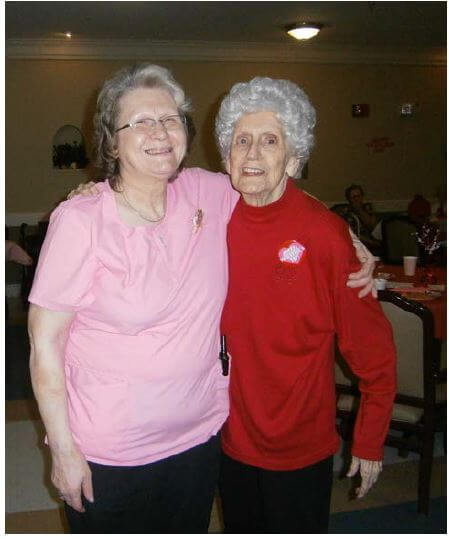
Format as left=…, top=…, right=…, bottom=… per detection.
left=346, top=229, right=376, bottom=298
left=346, top=456, right=383, bottom=498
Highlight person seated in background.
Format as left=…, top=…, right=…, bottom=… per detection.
left=343, top=184, right=382, bottom=255
left=407, top=194, right=431, bottom=226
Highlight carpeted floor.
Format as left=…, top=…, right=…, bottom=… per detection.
left=329, top=496, right=446, bottom=533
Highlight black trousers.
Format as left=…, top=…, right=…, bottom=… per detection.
left=219, top=453, right=334, bottom=533
left=65, top=434, right=221, bottom=534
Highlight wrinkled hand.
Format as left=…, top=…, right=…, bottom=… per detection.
left=51, top=447, right=94, bottom=512
left=67, top=181, right=98, bottom=200
left=346, top=231, right=377, bottom=299
left=346, top=456, right=382, bottom=498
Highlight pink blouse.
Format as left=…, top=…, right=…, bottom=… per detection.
left=29, top=168, right=239, bottom=465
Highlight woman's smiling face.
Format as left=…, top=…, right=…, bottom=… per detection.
left=114, top=87, right=187, bottom=183
left=225, top=111, right=299, bottom=206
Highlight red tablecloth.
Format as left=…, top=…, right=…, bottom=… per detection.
left=377, top=264, right=446, bottom=340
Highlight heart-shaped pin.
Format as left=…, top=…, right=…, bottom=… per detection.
left=278, top=240, right=305, bottom=264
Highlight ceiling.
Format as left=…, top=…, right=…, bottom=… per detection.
left=6, top=1, right=446, bottom=48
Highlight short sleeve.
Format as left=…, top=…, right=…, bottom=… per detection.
left=29, top=203, right=97, bottom=312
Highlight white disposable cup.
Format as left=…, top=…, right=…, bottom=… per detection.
left=403, top=256, right=418, bottom=276
left=374, top=278, right=387, bottom=290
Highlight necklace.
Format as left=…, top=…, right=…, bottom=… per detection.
left=121, top=190, right=165, bottom=223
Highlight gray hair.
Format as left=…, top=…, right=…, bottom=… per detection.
left=94, top=63, right=191, bottom=187
left=215, top=77, right=316, bottom=178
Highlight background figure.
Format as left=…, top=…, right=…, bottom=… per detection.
left=407, top=194, right=431, bottom=226
left=6, top=240, right=33, bottom=266
left=343, top=184, right=382, bottom=255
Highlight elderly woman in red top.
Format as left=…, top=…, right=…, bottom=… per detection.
left=216, top=77, right=396, bottom=533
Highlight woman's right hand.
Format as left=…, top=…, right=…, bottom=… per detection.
left=29, top=306, right=92, bottom=513
left=51, top=446, right=94, bottom=512
left=67, top=181, right=99, bottom=200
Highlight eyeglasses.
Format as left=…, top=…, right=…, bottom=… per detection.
left=115, top=115, right=186, bottom=133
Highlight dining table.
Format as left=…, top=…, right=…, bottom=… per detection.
left=375, top=263, right=446, bottom=340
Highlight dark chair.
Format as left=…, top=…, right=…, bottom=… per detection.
left=382, top=216, right=419, bottom=264
left=19, top=222, right=48, bottom=308
left=6, top=226, right=10, bottom=319
left=335, top=290, right=444, bottom=514
left=434, top=339, right=447, bottom=448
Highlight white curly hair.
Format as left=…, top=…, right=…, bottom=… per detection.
left=215, top=77, right=316, bottom=178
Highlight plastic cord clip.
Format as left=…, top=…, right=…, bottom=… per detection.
left=219, top=335, right=229, bottom=376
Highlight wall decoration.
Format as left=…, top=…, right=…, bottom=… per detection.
left=52, top=125, right=88, bottom=169
left=366, top=136, right=394, bottom=153
left=352, top=104, right=370, bottom=118
left=400, top=103, right=415, bottom=117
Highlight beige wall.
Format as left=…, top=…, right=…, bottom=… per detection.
left=6, top=59, right=445, bottom=214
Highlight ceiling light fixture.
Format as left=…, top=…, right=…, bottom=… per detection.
left=286, top=23, right=321, bottom=41
left=65, top=32, right=72, bottom=38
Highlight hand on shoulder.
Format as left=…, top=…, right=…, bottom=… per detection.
left=67, top=181, right=104, bottom=200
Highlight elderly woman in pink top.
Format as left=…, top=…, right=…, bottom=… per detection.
left=29, top=64, right=374, bottom=534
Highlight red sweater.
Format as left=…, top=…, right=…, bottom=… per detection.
left=221, top=181, right=396, bottom=471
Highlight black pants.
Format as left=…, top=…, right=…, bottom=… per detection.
left=219, top=453, right=333, bottom=533
left=65, top=434, right=221, bottom=533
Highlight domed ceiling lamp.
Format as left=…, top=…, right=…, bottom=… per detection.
left=286, top=23, right=322, bottom=41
